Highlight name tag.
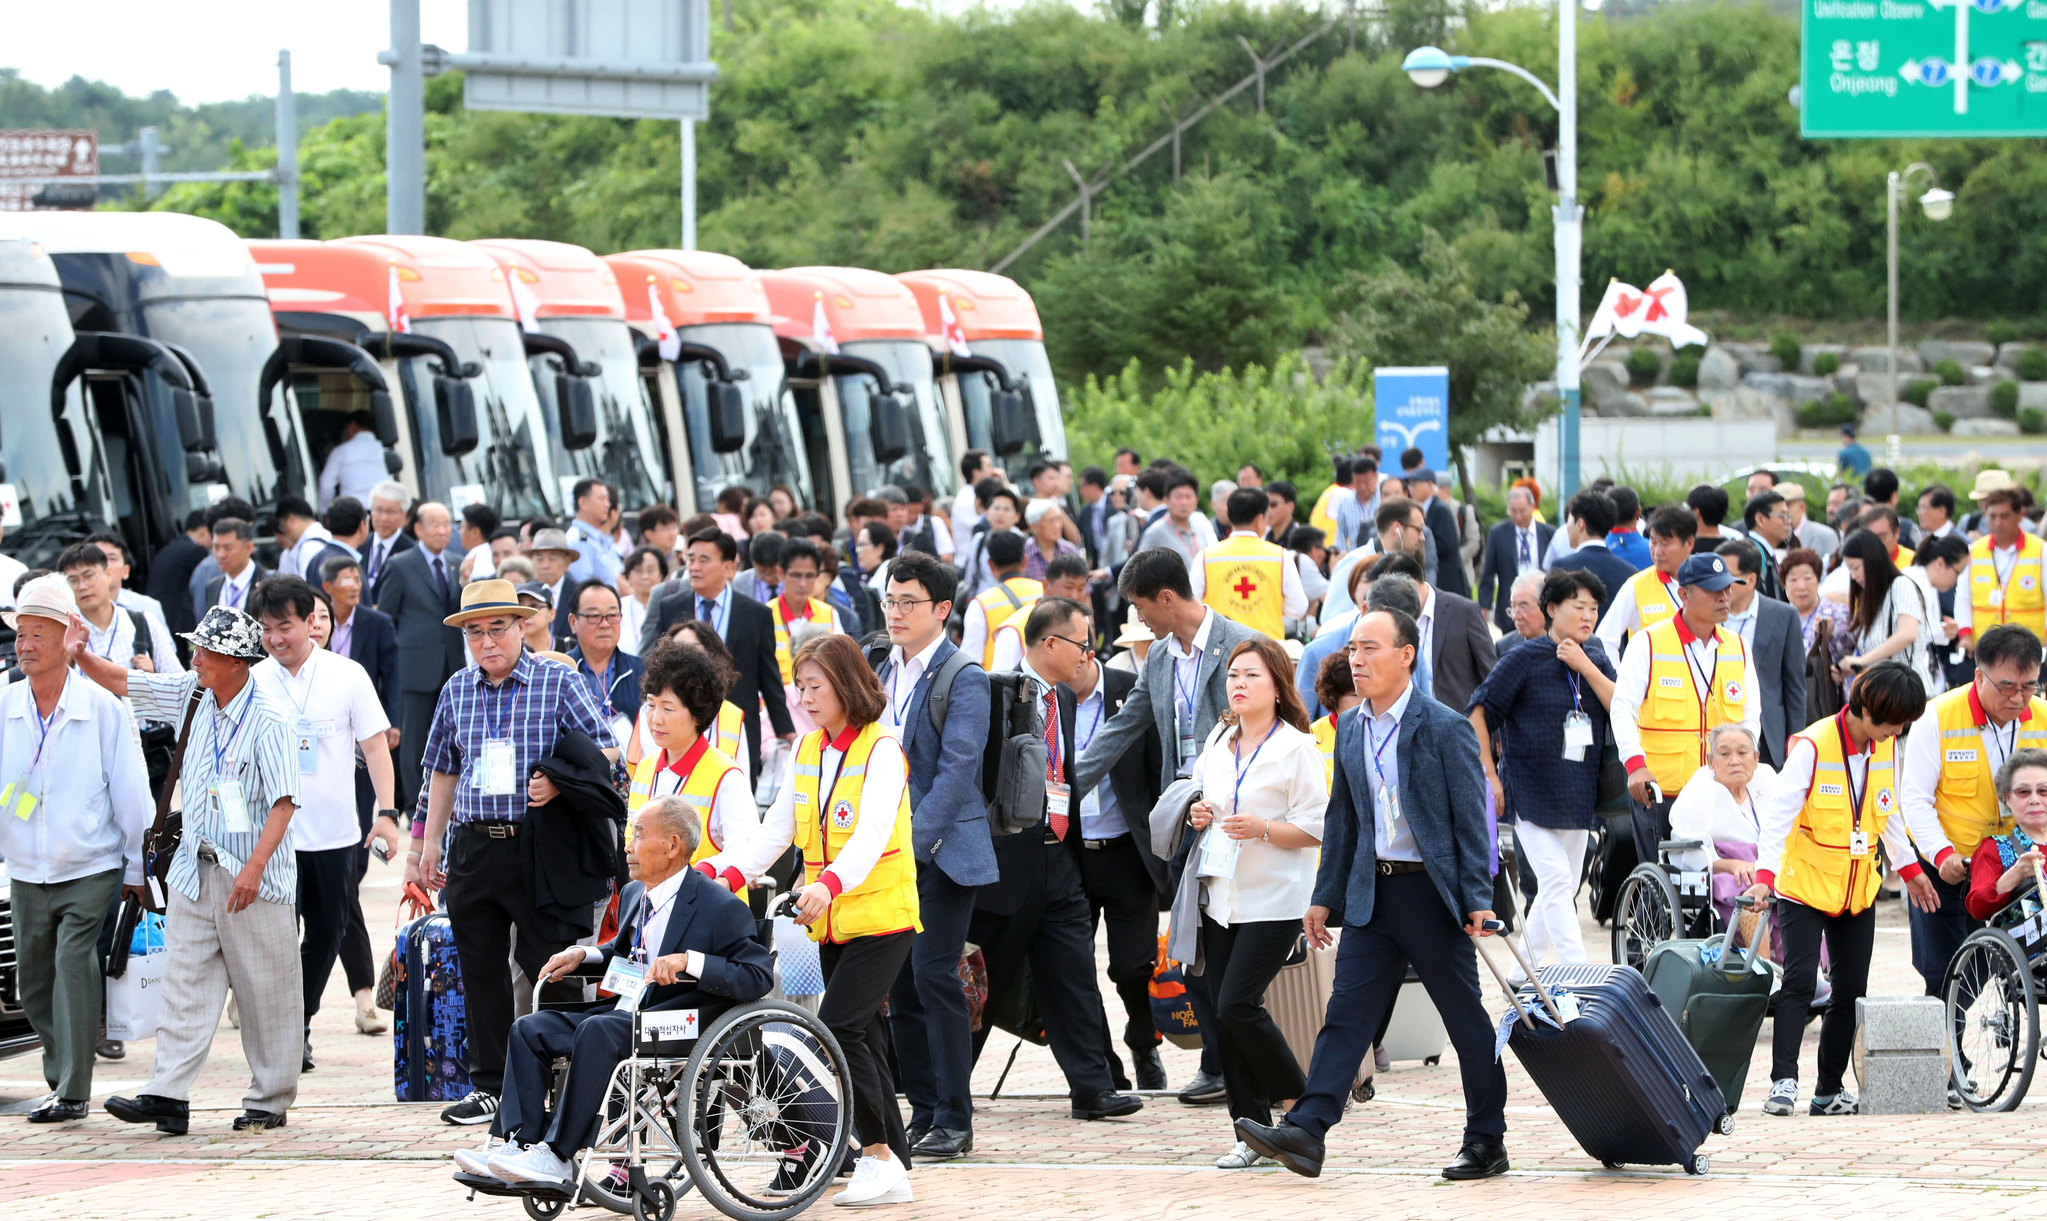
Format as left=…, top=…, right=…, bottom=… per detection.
left=216, top=777, right=253, bottom=833
left=295, top=718, right=322, bottom=775
left=1196, top=825, right=1240, bottom=879
left=601, top=956, right=650, bottom=1011
left=1946, top=749, right=1979, bottom=763
left=1990, top=589, right=2006, bottom=608
left=1046, top=782, right=1070, bottom=821
left=1848, top=830, right=1870, bottom=856
left=638, top=1009, right=700, bottom=1044
left=794, top=789, right=811, bottom=805
left=1562, top=712, right=1593, bottom=762
left=4, top=778, right=38, bottom=822
left=478, top=738, right=516, bottom=796
left=1658, top=676, right=1684, bottom=689
left=1816, top=783, right=1845, bottom=797
left=1080, top=787, right=1101, bottom=820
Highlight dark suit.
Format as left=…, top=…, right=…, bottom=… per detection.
left=1288, top=688, right=1505, bottom=1145
left=568, top=646, right=646, bottom=725
left=497, top=871, right=773, bottom=1156
left=375, top=545, right=465, bottom=809
left=303, top=541, right=359, bottom=595
left=639, top=583, right=792, bottom=777
left=1553, top=539, right=1638, bottom=624
left=361, top=529, right=415, bottom=595
left=1477, top=520, right=1555, bottom=631
left=202, top=563, right=271, bottom=612
left=1424, top=497, right=1469, bottom=598
left=879, top=639, right=997, bottom=1134
left=339, top=604, right=400, bottom=718
left=1747, top=596, right=1807, bottom=769
left=1427, top=588, right=1497, bottom=715
left=970, top=672, right=1119, bottom=1103
left=146, top=536, right=208, bottom=634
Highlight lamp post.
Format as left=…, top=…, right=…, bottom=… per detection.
left=1886, top=162, right=1954, bottom=444
left=1404, top=8, right=1581, bottom=499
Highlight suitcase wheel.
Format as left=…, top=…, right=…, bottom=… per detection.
left=1601, top=1160, right=1622, bottom=1170
left=1685, top=1155, right=1709, bottom=1176
left=1424, top=1055, right=1440, bottom=1066
left=1714, top=1111, right=1736, bottom=1137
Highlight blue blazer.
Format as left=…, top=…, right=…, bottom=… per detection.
left=1313, top=687, right=1495, bottom=929
left=877, top=638, right=998, bottom=888
left=570, top=646, right=646, bottom=725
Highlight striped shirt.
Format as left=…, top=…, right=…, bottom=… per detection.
left=419, top=654, right=618, bottom=823
left=128, top=670, right=302, bottom=906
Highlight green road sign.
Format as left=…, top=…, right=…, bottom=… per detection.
left=1802, top=0, right=2047, bottom=137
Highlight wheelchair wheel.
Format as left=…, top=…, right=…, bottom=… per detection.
left=632, top=1179, right=677, bottom=1221
left=1943, top=927, right=2040, bottom=1112
left=1610, top=864, right=1680, bottom=972
left=680, top=1000, right=853, bottom=1221
left=523, top=1197, right=567, bottom=1221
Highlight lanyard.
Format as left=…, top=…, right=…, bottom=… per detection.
left=1683, top=632, right=1718, bottom=728
left=484, top=674, right=518, bottom=740
left=1076, top=689, right=1107, bottom=755
left=277, top=652, right=320, bottom=720
left=1173, top=649, right=1199, bottom=729
left=1365, top=711, right=1397, bottom=789
left=90, top=616, right=122, bottom=661
left=24, top=694, right=59, bottom=781
left=888, top=655, right=920, bottom=727
left=1230, top=720, right=1277, bottom=814
left=633, top=888, right=680, bottom=961
left=1835, top=709, right=1866, bottom=830
left=212, top=695, right=250, bottom=783
left=1566, top=670, right=1583, bottom=713
left=585, top=655, right=615, bottom=714
left=814, top=726, right=858, bottom=847
left=702, top=589, right=730, bottom=639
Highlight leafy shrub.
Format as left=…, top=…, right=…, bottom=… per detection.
left=1933, top=411, right=1956, bottom=433
left=1624, top=347, right=1662, bottom=387
left=1988, top=320, right=2020, bottom=347
left=1904, top=378, right=1940, bottom=407
left=1770, top=333, right=1802, bottom=368
left=2024, top=407, right=2047, bottom=436
left=1812, top=351, right=1840, bottom=376
left=1935, top=358, right=1966, bottom=386
left=1992, top=380, right=2020, bottom=417
left=1796, top=394, right=1859, bottom=429
left=1668, top=349, right=1701, bottom=388
left=2018, top=348, right=2047, bottom=381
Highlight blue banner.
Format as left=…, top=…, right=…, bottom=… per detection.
left=1373, top=366, right=1450, bottom=485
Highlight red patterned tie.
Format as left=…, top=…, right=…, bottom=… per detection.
left=1044, top=689, right=1067, bottom=841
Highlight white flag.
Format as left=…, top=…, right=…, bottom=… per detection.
left=812, top=291, right=840, bottom=355
left=387, top=260, right=410, bottom=334
left=938, top=291, right=970, bottom=358
left=647, top=278, right=680, bottom=361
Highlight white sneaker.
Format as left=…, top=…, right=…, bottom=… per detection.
left=491, top=1143, right=573, bottom=1185
left=1215, top=1140, right=1267, bottom=1169
left=1762, top=1079, right=1798, bottom=1116
left=453, top=1144, right=496, bottom=1177
left=834, top=1154, right=913, bottom=1206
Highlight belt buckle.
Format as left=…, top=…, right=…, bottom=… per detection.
left=487, top=823, right=514, bottom=839
left=1082, top=839, right=1105, bottom=850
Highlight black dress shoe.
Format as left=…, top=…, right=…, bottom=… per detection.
left=303, top=1038, right=316, bottom=1073
left=104, top=1093, right=189, bottom=1135
left=906, top=1122, right=931, bottom=1150
left=911, top=1126, right=973, bottom=1159
left=1442, top=1139, right=1509, bottom=1180
left=1233, top=1117, right=1324, bottom=1179
left=234, top=1109, right=289, bottom=1131
left=27, top=1098, right=88, bottom=1123
left=1131, top=1044, right=1168, bottom=1091
left=1175, top=1068, right=1227, bottom=1105
left=1071, top=1090, right=1144, bottom=1120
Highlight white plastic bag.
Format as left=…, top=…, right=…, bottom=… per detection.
left=106, top=923, right=169, bottom=1043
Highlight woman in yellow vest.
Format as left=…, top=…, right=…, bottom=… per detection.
left=1309, top=652, right=1361, bottom=788
left=746, top=633, right=921, bottom=1203
left=626, top=640, right=755, bottom=894
left=1746, top=663, right=1939, bottom=1118
left=624, top=620, right=749, bottom=772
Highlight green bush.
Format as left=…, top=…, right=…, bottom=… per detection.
left=1933, top=410, right=1957, bottom=433
left=2018, top=348, right=2047, bottom=381
left=1796, top=394, right=1859, bottom=429
left=2023, top=407, right=2047, bottom=436
left=1905, top=378, right=1940, bottom=407
left=1770, top=334, right=1803, bottom=368
left=1988, top=320, right=2021, bottom=347
left=1992, top=380, right=2020, bottom=417
left=1936, top=358, right=1967, bottom=386
left=1813, top=351, right=1840, bottom=376
left=1624, top=347, right=1662, bottom=387
left=1669, top=349, right=1701, bottom=388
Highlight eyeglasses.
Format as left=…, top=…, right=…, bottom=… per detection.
left=881, top=597, right=934, bottom=614
left=574, top=611, right=622, bottom=625
left=1044, top=632, right=1093, bottom=654
left=1987, top=676, right=2042, bottom=699
left=463, top=621, right=521, bottom=643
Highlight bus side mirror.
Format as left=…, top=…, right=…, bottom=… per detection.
left=172, top=388, right=204, bottom=452
left=383, top=448, right=404, bottom=476
left=556, top=375, right=598, bottom=450
left=869, top=388, right=910, bottom=466
left=435, top=376, right=479, bottom=456
left=369, top=389, right=400, bottom=447
left=195, top=394, right=217, bottom=452
left=709, top=381, right=746, bottom=454
left=990, top=387, right=1029, bottom=456
left=185, top=454, right=224, bottom=484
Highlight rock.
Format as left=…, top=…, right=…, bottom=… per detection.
left=1853, top=997, right=1948, bottom=1116
left=1861, top=403, right=1935, bottom=434
left=1996, top=342, right=2034, bottom=371
left=1968, top=366, right=2002, bottom=386
left=1582, top=362, right=1638, bottom=414
left=1602, top=391, right=1651, bottom=418
left=1787, top=374, right=1835, bottom=405
left=1522, top=380, right=1558, bottom=414
left=1834, top=372, right=1864, bottom=404
left=1855, top=372, right=1904, bottom=406
left=2021, top=382, right=2047, bottom=411
left=1919, top=340, right=1996, bottom=370
left=1718, top=342, right=1784, bottom=375
left=1929, top=384, right=1992, bottom=419
left=1850, top=346, right=1924, bottom=374
left=1643, top=387, right=1701, bottom=416
left=1696, top=346, right=1742, bottom=391
left=1952, top=418, right=2022, bottom=436
left=1798, top=344, right=1847, bottom=375
left=1741, top=371, right=1794, bottom=399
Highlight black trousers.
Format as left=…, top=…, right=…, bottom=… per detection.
left=1772, top=899, right=1875, bottom=1096
left=888, top=864, right=980, bottom=1132
left=820, top=931, right=915, bottom=1163
left=1194, top=916, right=1306, bottom=1125
left=337, top=779, right=376, bottom=996
left=1288, top=871, right=1506, bottom=1143
left=1907, top=852, right=1978, bottom=997
left=397, top=690, right=439, bottom=812
left=1079, top=834, right=1161, bottom=1055
left=970, top=841, right=1118, bottom=1101
left=1630, top=793, right=1678, bottom=870
left=500, top=993, right=730, bottom=1157
left=297, top=844, right=359, bottom=1026
left=445, top=826, right=571, bottom=1094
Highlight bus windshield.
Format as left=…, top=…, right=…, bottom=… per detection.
left=0, top=284, right=114, bottom=568
left=536, top=317, right=665, bottom=512
left=405, top=316, right=561, bottom=518
left=839, top=339, right=956, bottom=501
left=139, top=295, right=305, bottom=512
left=674, top=322, right=810, bottom=513
left=951, top=337, right=1067, bottom=483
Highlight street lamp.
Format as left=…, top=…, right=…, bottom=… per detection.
left=1403, top=21, right=1581, bottom=499
left=1886, top=162, right=1955, bottom=442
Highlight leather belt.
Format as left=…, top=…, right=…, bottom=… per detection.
left=1081, top=836, right=1127, bottom=850
left=1376, top=859, right=1427, bottom=876
left=462, top=821, right=522, bottom=838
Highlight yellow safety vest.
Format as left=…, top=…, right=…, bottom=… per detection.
left=974, top=577, right=1042, bottom=668
left=1893, top=544, right=1915, bottom=569
left=1775, top=712, right=1899, bottom=916
left=1308, top=484, right=1344, bottom=543
left=1925, top=685, right=2047, bottom=857
left=628, top=737, right=744, bottom=884
left=770, top=595, right=837, bottom=684
left=991, top=597, right=1041, bottom=665
left=791, top=723, right=920, bottom=944
left=1313, top=712, right=1340, bottom=790
left=715, top=701, right=744, bottom=760
left=1201, top=534, right=1287, bottom=641
left=1634, top=617, right=1750, bottom=796
left=1626, top=567, right=1681, bottom=637
left=1968, top=532, right=2047, bottom=638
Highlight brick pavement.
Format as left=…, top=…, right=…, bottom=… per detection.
left=6, top=870, right=2044, bottom=1219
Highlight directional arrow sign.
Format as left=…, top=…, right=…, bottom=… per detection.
left=1803, top=0, right=2047, bottom=136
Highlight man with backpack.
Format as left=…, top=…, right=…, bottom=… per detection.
left=872, top=550, right=998, bottom=1160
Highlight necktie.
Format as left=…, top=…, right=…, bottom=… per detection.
left=1519, top=531, right=1531, bottom=567
left=699, top=597, right=714, bottom=628
left=1044, top=689, right=1067, bottom=841
left=433, top=556, right=448, bottom=602
left=368, top=541, right=384, bottom=584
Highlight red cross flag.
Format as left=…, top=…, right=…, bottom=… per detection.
left=647, top=276, right=680, bottom=361
left=938, top=292, right=971, bottom=358
left=812, top=291, right=840, bottom=356
left=1579, top=270, right=1707, bottom=363
left=387, top=260, right=410, bottom=334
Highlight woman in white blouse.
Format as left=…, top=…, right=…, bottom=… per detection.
left=618, top=546, right=667, bottom=656
left=1667, top=724, right=1778, bottom=932
left=1185, top=637, right=1328, bottom=1169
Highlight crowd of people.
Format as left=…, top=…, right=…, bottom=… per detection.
left=4, top=443, right=2047, bottom=1201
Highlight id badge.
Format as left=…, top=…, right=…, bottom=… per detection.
left=601, top=956, right=651, bottom=1012
left=1196, top=825, right=1241, bottom=879
left=1079, top=786, right=1101, bottom=820
left=1561, top=711, right=1594, bottom=762
left=1990, top=588, right=2006, bottom=608
left=216, top=778, right=253, bottom=834
left=1046, top=782, right=1071, bottom=821
left=1179, top=731, right=1198, bottom=763
left=1848, top=830, right=1870, bottom=856
left=295, top=718, right=320, bottom=776
left=7, top=779, right=38, bottom=821
left=1377, top=783, right=1402, bottom=845
left=479, top=738, right=517, bottom=796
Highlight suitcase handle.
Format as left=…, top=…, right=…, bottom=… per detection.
left=1476, top=919, right=1566, bottom=1030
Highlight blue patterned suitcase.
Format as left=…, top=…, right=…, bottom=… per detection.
left=393, top=912, right=471, bottom=1102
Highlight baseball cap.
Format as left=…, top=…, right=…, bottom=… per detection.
left=1676, top=553, right=1736, bottom=591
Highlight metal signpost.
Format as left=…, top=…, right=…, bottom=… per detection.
left=1803, top=0, right=2047, bottom=137
left=1373, top=367, right=1452, bottom=482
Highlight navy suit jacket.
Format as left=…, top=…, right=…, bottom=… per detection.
left=1477, top=519, right=1556, bottom=630
left=1313, top=687, right=1494, bottom=928
left=877, top=638, right=998, bottom=888
left=589, top=869, right=774, bottom=1011
left=340, top=604, right=400, bottom=718
left=374, top=546, right=465, bottom=695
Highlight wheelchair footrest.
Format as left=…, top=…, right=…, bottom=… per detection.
left=452, top=1171, right=529, bottom=1199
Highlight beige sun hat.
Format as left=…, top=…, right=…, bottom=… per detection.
left=443, top=578, right=541, bottom=627
left=1969, top=469, right=2017, bottom=500
left=2, top=573, right=76, bottom=631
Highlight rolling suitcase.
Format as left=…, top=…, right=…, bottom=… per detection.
left=1263, top=934, right=1368, bottom=1091
left=1379, top=967, right=1447, bottom=1065
left=1479, top=926, right=1728, bottom=1174
left=393, top=911, right=472, bottom=1103
left=1642, top=899, right=1774, bottom=1113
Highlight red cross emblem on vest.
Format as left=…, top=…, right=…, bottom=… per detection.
left=1232, top=574, right=1259, bottom=601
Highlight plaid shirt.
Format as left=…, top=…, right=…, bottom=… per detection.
left=128, top=670, right=302, bottom=905
left=1022, top=536, right=1081, bottom=583
left=419, top=653, right=618, bottom=823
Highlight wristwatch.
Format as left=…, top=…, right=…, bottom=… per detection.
left=376, top=808, right=403, bottom=822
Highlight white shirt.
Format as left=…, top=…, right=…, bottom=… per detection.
left=1363, top=683, right=1420, bottom=861
left=1899, top=694, right=2003, bottom=865
left=1666, top=764, right=1777, bottom=874
left=1187, top=530, right=1309, bottom=619
left=961, top=575, right=1029, bottom=667
left=364, top=530, right=405, bottom=587
left=82, top=603, right=183, bottom=678
left=1610, top=619, right=1764, bottom=783
left=280, top=522, right=336, bottom=579
left=250, top=648, right=392, bottom=852
left=952, top=484, right=983, bottom=541
left=882, top=634, right=946, bottom=733
left=1071, top=668, right=1126, bottom=839
left=0, top=672, right=153, bottom=885
left=1756, top=730, right=1917, bottom=882
left=467, top=540, right=497, bottom=582
left=1594, top=568, right=1678, bottom=654
left=580, top=869, right=704, bottom=979
left=1162, top=608, right=1220, bottom=778
left=908, top=513, right=955, bottom=559
left=1192, top=720, right=1327, bottom=925
left=642, top=743, right=758, bottom=876
left=1725, top=600, right=1759, bottom=651
left=746, top=729, right=910, bottom=891
left=620, top=593, right=651, bottom=657
left=318, top=429, right=387, bottom=509
left=990, top=618, right=1028, bottom=674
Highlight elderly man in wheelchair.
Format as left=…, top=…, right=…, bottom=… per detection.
left=454, top=794, right=775, bottom=1191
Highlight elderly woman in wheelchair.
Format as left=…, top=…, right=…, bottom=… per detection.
left=1944, top=748, right=2047, bottom=1112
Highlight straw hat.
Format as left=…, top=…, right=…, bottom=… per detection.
left=2, top=573, right=76, bottom=630
left=1969, top=469, right=2017, bottom=500
left=443, top=578, right=541, bottom=627
left=527, top=528, right=579, bottom=558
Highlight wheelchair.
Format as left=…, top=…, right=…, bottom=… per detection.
left=1609, top=839, right=1718, bottom=972
left=455, top=893, right=853, bottom=1221
left=1943, top=868, right=2047, bottom=1112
